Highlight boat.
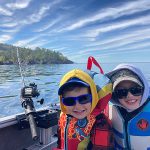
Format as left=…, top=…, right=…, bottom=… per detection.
left=0, top=81, right=61, bottom=150
left=0, top=50, right=61, bottom=150
left=0, top=106, right=60, bottom=150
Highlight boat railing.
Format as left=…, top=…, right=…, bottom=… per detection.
left=0, top=107, right=60, bottom=150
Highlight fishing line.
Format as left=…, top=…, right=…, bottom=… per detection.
left=16, top=47, right=43, bottom=140
left=16, top=47, right=25, bottom=87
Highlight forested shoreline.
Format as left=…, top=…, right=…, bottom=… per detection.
left=0, top=43, right=73, bottom=65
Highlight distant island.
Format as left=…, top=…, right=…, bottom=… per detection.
left=0, top=43, right=73, bottom=65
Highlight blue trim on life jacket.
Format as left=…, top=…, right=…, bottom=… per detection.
left=113, top=127, right=124, bottom=139
left=128, top=102, right=150, bottom=136
left=114, top=140, right=124, bottom=150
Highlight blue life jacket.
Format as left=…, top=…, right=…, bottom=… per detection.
left=112, top=99, right=150, bottom=150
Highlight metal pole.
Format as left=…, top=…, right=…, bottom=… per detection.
left=16, top=47, right=25, bottom=87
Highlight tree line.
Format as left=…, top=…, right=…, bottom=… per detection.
left=0, top=43, right=73, bottom=65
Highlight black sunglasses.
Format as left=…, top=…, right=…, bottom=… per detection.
left=113, top=86, right=143, bottom=99
left=62, top=94, right=92, bottom=106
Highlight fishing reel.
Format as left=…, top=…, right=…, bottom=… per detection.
left=20, top=83, right=42, bottom=140
left=21, top=83, right=40, bottom=99
left=19, top=82, right=59, bottom=141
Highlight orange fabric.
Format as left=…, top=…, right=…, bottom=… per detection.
left=58, top=113, right=96, bottom=149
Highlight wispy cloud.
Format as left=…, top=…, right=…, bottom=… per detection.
left=24, top=40, right=50, bottom=49
left=0, top=0, right=150, bottom=62
left=84, top=15, right=150, bottom=38
left=95, top=48, right=150, bottom=58
left=14, top=36, right=39, bottom=47
left=78, top=27, right=150, bottom=55
left=85, top=28, right=150, bottom=47
left=0, top=22, right=18, bottom=28
left=22, top=5, right=50, bottom=24
left=6, top=0, right=32, bottom=10
left=0, top=6, right=13, bottom=16
left=0, top=35, right=12, bottom=43
left=34, top=17, right=62, bottom=32
left=60, top=0, right=150, bottom=31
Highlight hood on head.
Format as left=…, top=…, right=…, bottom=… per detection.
left=59, top=69, right=112, bottom=114
left=106, top=63, right=150, bottom=111
left=109, top=69, right=143, bottom=90
left=58, top=77, right=90, bottom=95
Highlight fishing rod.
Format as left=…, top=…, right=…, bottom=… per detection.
left=17, top=47, right=39, bottom=140
left=16, top=47, right=60, bottom=148
left=17, top=48, right=25, bottom=87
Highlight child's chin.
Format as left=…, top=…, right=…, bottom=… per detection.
left=73, top=114, right=87, bottom=119
left=125, top=104, right=140, bottom=110
left=76, top=116, right=86, bottom=119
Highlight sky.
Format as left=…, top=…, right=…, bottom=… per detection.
left=0, top=0, right=150, bottom=63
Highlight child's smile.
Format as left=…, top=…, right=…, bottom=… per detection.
left=63, top=87, right=91, bottom=119
left=116, top=81, right=143, bottom=110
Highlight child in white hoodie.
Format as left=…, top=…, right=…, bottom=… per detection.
left=107, top=64, right=150, bottom=150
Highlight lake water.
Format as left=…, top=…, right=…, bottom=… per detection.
left=0, top=63, right=150, bottom=118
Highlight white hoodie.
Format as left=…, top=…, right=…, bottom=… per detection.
left=106, top=63, right=150, bottom=112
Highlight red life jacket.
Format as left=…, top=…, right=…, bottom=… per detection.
left=57, top=109, right=114, bottom=150
left=58, top=113, right=96, bottom=150
left=90, top=113, right=114, bottom=150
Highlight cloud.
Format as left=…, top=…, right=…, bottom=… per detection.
left=0, top=35, right=12, bottom=43
left=95, top=48, right=150, bottom=58
left=21, top=0, right=63, bottom=25
left=85, top=27, right=150, bottom=47
left=34, top=17, right=62, bottom=32
left=24, top=40, right=49, bottom=49
left=14, top=36, right=39, bottom=47
left=109, top=41, right=150, bottom=53
left=0, top=22, right=18, bottom=28
left=14, top=36, right=51, bottom=49
left=0, top=6, right=13, bottom=16
left=6, top=0, right=32, bottom=10
left=76, top=26, right=150, bottom=56
left=60, top=0, right=150, bottom=31
left=24, top=5, right=50, bottom=24
left=84, top=15, right=150, bottom=38
left=53, top=47, right=69, bottom=51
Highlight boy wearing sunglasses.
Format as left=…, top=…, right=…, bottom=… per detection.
left=107, top=64, right=150, bottom=150
left=55, top=69, right=114, bottom=150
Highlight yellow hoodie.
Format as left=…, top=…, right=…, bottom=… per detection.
left=58, top=69, right=112, bottom=150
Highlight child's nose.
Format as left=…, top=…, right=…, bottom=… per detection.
left=75, top=100, right=82, bottom=108
left=127, top=91, right=134, bottom=98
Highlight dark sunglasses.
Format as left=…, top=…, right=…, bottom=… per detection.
left=62, top=94, right=92, bottom=106
left=113, top=86, right=143, bottom=99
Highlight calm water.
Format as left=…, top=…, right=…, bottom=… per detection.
left=0, top=63, right=150, bottom=118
